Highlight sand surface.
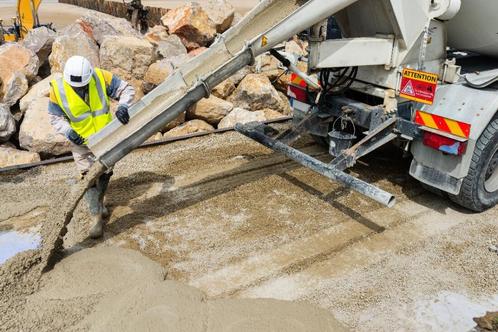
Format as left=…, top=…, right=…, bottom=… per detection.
left=1, top=127, right=497, bottom=331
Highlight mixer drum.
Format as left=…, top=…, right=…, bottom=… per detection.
left=446, top=0, right=498, bottom=57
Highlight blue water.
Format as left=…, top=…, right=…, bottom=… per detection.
left=0, top=230, right=41, bottom=265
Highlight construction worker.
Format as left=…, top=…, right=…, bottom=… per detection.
left=48, top=55, right=135, bottom=239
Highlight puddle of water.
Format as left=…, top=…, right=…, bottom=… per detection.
left=0, top=230, right=41, bottom=265
left=413, top=291, right=498, bottom=331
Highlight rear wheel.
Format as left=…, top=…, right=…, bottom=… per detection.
left=450, top=116, right=498, bottom=212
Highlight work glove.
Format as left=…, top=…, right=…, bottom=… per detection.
left=66, top=129, right=85, bottom=146
left=116, top=105, right=130, bottom=125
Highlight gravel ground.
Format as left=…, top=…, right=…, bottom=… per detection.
left=1, top=126, right=497, bottom=331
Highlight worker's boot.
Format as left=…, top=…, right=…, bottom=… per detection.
left=89, top=214, right=104, bottom=239
left=98, top=171, right=113, bottom=220
left=85, top=170, right=113, bottom=239
left=85, top=186, right=104, bottom=239
left=101, top=205, right=110, bottom=219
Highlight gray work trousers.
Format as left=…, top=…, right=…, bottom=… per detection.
left=71, top=144, right=112, bottom=216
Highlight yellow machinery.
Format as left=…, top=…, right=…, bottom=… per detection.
left=0, top=0, right=44, bottom=44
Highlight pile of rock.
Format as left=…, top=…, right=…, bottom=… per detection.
left=0, top=1, right=307, bottom=168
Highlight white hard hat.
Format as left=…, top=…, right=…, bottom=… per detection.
left=63, top=56, right=93, bottom=87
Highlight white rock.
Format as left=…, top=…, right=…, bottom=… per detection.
left=19, top=97, right=71, bottom=156
left=0, top=144, right=40, bottom=168
left=285, top=40, right=307, bottom=57
left=212, top=79, right=236, bottom=99
left=77, top=11, right=140, bottom=45
left=20, top=73, right=61, bottom=113
left=228, top=74, right=286, bottom=112
left=218, top=108, right=266, bottom=129
left=163, top=119, right=214, bottom=138
left=0, top=43, right=40, bottom=80
left=1, top=71, right=29, bottom=107
left=161, top=3, right=216, bottom=51
left=100, top=36, right=155, bottom=81
left=145, top=25, right=170, bottom=45
left=0, top=104, right=16, bottom=143
left=156, top=34, right=187, bottom=59
left=22, top=26, right=56, bottom=64
left=200, top=0, right=235, bottom=33
left=187, top=95, right=233, bottom=125
left=49, top=29, right=100, bottom=73
left=260, top=108, right=287, bottom=120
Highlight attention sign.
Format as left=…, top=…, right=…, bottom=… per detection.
left=399, top=68, right=438, bottom=105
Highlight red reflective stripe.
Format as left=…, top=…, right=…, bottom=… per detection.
left=414, top=111, right=425, bottom=126
left=458, top=121, right=471, bottom=138
left=432, top=114, right=450, bottom=133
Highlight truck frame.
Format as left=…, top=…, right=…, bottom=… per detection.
left=88, top=0, right=498, bottom=212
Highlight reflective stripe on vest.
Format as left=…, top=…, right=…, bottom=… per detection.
left=51, top=68, right=112, bottom=140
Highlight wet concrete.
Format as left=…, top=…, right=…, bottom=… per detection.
left=1, top=128, right=497, bottom=331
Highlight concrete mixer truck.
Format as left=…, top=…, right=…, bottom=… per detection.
left=86, top=0, right=498, bottom=212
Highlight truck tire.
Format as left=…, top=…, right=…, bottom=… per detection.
left=449, top=116, right=498, bottom=212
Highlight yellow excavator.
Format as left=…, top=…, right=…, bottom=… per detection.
left=0, top=0, right=51, bottom=44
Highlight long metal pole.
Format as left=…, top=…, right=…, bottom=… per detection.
left=235, top=123, right=396, bottom=207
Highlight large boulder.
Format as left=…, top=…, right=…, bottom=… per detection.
left=199, top=0, right=235, bottom=33
left=19, top=97, right=71, bottom=156
left=255, top=54, right=281, bottom=81
left=49, top=29, right=100, bottom=73
left=162, top=113, right=186, bottom=132
left=218, top=108, right=266, bottom=129
left=142, top=60, right=174, bottom=94
left=188, top=47, right=207, bottom=57
left=145, top=25, right=170, bottom=45
left=76, top=11, right=140, bottom=45
left=0, top=104, right=16, bottom=143
left=212, top=79, right=236, bottom=99
left=228, top=74, right=286, bottom=112
left=0, top=144, right=40, bottom=168
left=20, top=73, right=61, bottom=113
left=100, top=36, right=155, bottom=81
left=161, top=3, right=217, bottom=51
left=22, top=26, right=56, bottom=65
left=187, top=95, right=233, bottom=125
left=277, top=91, right=292, bottom=115
left=156, top=34, right=188, bottom=60
left=227, top=66, right=253, bottom=86
left=1, top=71, right=29, bottom=107
left=0, top=43, right=40, bottom=81
left=284, top=39, right=307, bottom=57
left=259, top=108, right=287, bottom=120
left=142, top=54, right=190, bottom=94
left=163, top=119, right=214, bottom=138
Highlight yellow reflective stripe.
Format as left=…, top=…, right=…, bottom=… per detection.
left=419, top=112, right=437, bottom=129
left=445, top=118, right=466, bottom=138
left=92, top=69, right=109, bottom=116
left=53, top=79, right=91, bottom=123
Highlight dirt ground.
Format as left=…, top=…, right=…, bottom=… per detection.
left=1, top=125, right=497, bottom=331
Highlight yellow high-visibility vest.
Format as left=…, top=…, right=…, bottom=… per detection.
left=51, top=68, right=112, bottom=141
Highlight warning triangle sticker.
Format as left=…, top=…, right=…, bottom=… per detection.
left=401, top=80, right=415, bottom=96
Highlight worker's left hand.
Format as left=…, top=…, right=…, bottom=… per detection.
left=116, top=105, right=130, bottom=125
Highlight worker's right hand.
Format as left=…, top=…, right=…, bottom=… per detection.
left=66, top=129, right=85, bottom=146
